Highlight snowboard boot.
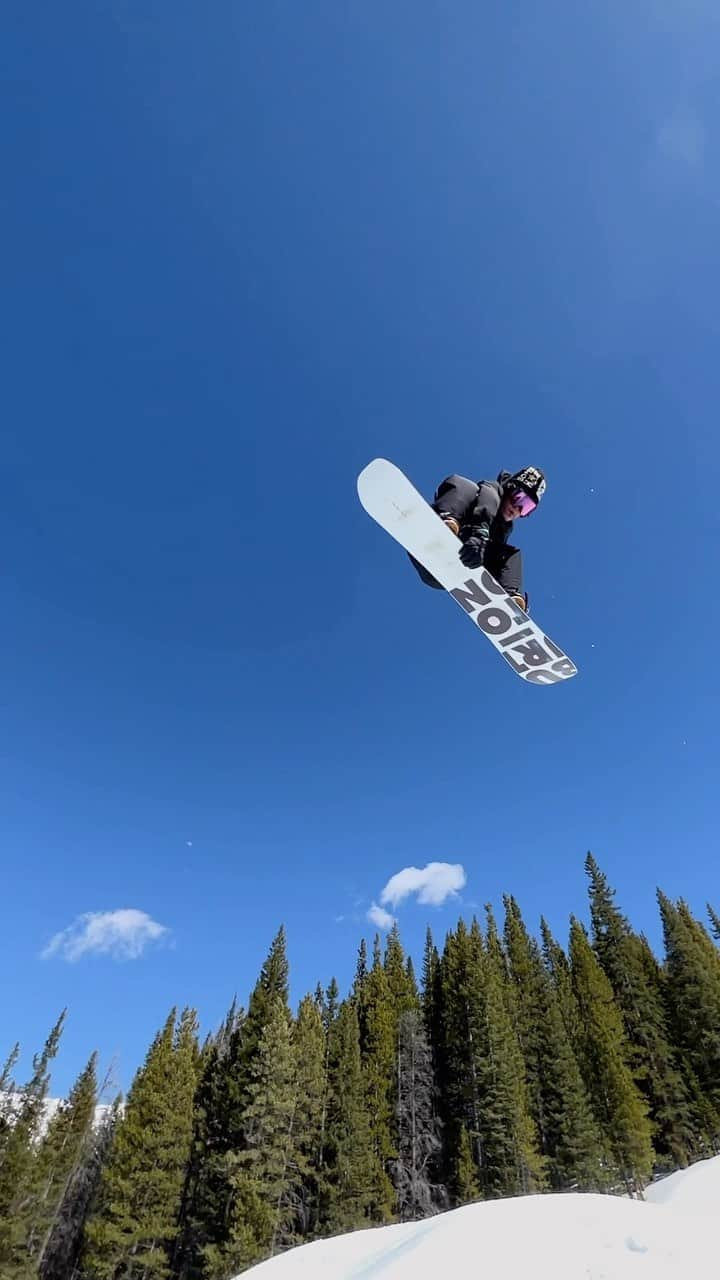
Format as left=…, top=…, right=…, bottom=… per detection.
left=436, top=512, right=460, bottom=536
left=509, top=591, right=529, bottom=613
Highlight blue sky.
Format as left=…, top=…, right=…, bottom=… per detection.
left=2, top=1, right=719, bottom=1096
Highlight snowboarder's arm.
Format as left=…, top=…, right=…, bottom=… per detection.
left=457, top=482, right=502, bottom=566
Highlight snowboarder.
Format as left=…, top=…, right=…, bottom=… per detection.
left=358, top=458, right=576, bottom=681
left=411, top=466, right=546, bottom=611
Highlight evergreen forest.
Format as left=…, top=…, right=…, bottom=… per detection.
left=2, top=855, right=720, bottom=1279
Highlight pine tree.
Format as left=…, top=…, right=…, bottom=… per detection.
left=503, top=896, right=607, bottom=1190
left=172, top=1002, right=245, bottom=1280
left=285, top=995, right=326, bottom=1241
left=421, top=928, right=441, bottom=1039
left=384, top=924, right=419, bottom=1018
left=0, top=1011, right=65, bottom=1277
left=420, top=927, right=444, bottom=1165
left=352, top=937, right=372, bottom=1062
left=540, top=919, right=582, bottom=1049
left=209, top=998, right=242, bottom=1063
left=323, top=978, right=340, bottom=1027
left=585, top=855, right=696, bottom=1166
left=28, top=1051, right=99, bottom=1271
left=177, top=930, right=292, bottom=1278
left=392, top=1010, right=444, bottom=1219
left=83, top=1008, right=197, bottom=1279
left=405, top=956, right=418, bottom=1000
left=437, top=916, right=544, bottom=1201
left=314, top=976, right=339, bottom=1218
left=0, top=1043, right=20, bottom=1162
left=240, top=927, right=290, bottom=1077
left=358, top=939, right=397, bottom=1221
left=203, top=996, right=297, bottom=1276
left=569, top=920, right=654, bottom=1193
left=436, top=919, right=485, bottom=1196
left=658, top=891, right=720, bottom=1145
left=0, top=1043, right=20, bottom=1095
left=454, top=1126, right=480, bottom=1203
left=481, top=909, right=546, bottom=1196
left=41, top=1097, right=121, bottom=1280
left=352, top=940, right=368, bottom=1004
left=318, top=1000, right=378, bottom=1234
left=708, top=904, right=720, bottom=943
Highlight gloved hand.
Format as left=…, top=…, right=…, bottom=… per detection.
left=459, top=523, right=490, bottom=569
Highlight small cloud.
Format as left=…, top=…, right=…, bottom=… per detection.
left=656, top=108, right=705, bottom=172
left=186, top=840, right=193, bottom=847
left=41, top=909, right=170, bottom=963
left=367, top=902, right=396, bottom=931
left=379, top=861, right=467, bottom=910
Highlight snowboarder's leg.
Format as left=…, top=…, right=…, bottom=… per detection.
left=485, top=544, right=528, bottom=609
left=485, top=544, right=522, bottom=593
left=431, top=475, right=479, bottom=524
left=409, top=475, right=479, bottom=589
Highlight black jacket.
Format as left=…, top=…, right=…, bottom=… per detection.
left=433, top=471, right=517, bottom=545
left=465, top=472, right=514, bottom=545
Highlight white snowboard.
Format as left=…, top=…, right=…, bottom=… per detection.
left=357, top=458, right=577, bottom=685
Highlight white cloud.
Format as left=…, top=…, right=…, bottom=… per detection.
left=379, top=861, right=467, bottom=910
left=367, top=902, right=396, bottom=931
left=656, top=109, right=705, bottom=172
left=41, top=909, right=169, bottom=963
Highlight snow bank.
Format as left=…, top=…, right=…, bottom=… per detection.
left=241, top=1155, right=720, bottom=1279
left=645, top=1155, right=720, bottom=1215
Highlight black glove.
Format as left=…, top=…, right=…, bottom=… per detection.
left=459, top=523, right=490, bottom=569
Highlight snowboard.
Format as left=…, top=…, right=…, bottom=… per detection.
left=357, top=458, right=577, bottom=685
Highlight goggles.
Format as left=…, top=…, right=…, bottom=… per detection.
left=512, top=489, right=538, bottom=517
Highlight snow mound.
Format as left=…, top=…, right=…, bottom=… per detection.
left=645, top=1156, right=720, bottom=1215
left=240, top=1156, right=720, bottom=1279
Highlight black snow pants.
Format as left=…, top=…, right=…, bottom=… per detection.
left=410, top=473, right=523, bottom=594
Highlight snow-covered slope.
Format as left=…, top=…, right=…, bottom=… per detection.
left=1, top=1093, right=112, bottom=1137
left=241, top=1157, right=719, bottom=1279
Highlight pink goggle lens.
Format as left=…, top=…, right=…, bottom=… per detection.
left=514, top=490, right=537, bottom=517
